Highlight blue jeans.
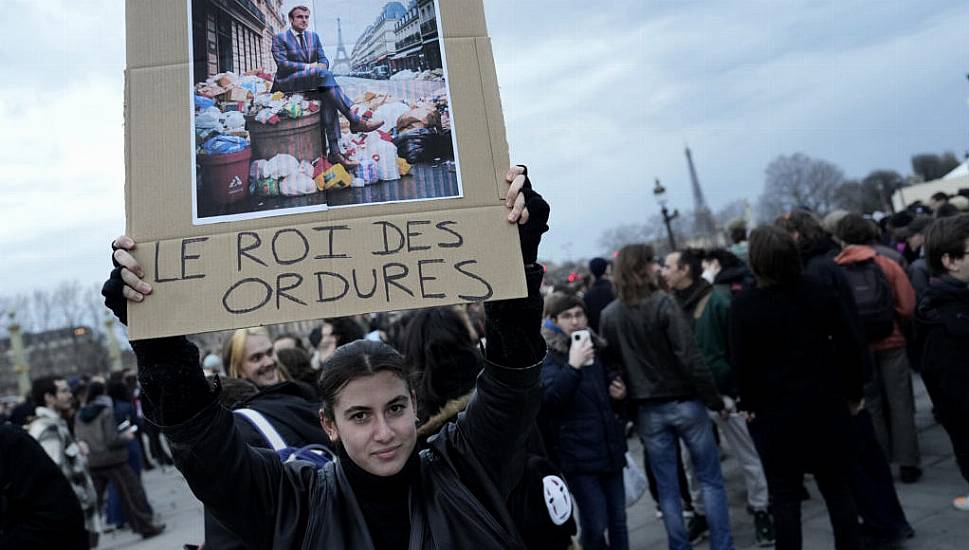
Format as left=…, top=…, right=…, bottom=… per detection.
left=566, top=470, right=629, bottom=550
left=638, top=400, right=734, bottom=550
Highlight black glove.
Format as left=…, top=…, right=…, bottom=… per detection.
left=514, top=165, right=549, bottom=266
left=102, top=243, right=128, bottom=326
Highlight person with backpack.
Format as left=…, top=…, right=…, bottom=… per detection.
left=102, top=165, right=551, bottom=550
left=777, top=210, right=915, bottom=546
left=540, top=293, right=627, bottom=550
left=914, top=214, right=969, bottom=511
left=834, top=213, right=921, bottom=483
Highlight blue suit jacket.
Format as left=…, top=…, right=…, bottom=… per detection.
left=272, top=29, right=328, bottom=80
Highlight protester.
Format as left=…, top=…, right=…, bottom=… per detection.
left=600, top=244, right=734, bottom=550
left=701, top=249, right=753, bottom=293
left=664, top=249, right=776, bottom=547
left=72, top=381, right=165, bottom=539
left=272, top=332, right=306, bottom=355
left=541, top=292, right=628, bottom=550
left=102, top=165, right=550, bottom=549
left=914, top=214, right=969, bottom=511
left=776, top=209, right=916, bottom=544
left=206, top=327, right=333, bottom=548
left=28, top=375, right=101, bottom=547
left=897, top=216, right=935, bottom=300
left=835, top=214, right=921, bottom=483
left=0, top=423, right=91, bottom=549
left=730, top=226, right=866, bottom=550
left=309, top=317, right=367, bottom=369
left=583, top=257, right=615, bottom=332
left=727, top=221, right=749, bottom=265
left=104, top=376, right=152, bottom=531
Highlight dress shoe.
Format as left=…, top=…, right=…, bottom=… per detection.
left=349, top=118, right=384, bottom=133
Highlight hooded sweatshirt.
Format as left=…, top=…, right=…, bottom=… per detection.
left=835, top=245, right=915, bottom=352
left=73, top=395, right=129, bottom=468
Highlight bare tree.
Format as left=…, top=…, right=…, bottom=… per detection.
left=757, top=153, right=845, bottom=222
left=911, top=152, right=961, bottom=182
left=597, top=221, right=661, bottom=254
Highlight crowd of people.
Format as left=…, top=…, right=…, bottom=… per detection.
left=2, top=176, right=968, bottom=550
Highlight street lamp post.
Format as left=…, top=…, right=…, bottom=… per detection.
left=653, top=178, right=679, bottom=251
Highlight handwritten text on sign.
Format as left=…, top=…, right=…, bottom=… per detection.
left=151, top=218, right=495, bottom=316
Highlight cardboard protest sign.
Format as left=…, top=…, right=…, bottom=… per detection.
left=124, top=0, right=524, bottom=339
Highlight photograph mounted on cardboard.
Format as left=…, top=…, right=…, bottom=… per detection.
left=190, top=0, right=461, bottom=225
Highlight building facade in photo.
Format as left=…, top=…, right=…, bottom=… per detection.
left=350, top=2, right=407, bottom=77
left=191, top=0, right=286, bottom=84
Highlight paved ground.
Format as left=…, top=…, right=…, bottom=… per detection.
left=102, top=374, right=968, bottom=549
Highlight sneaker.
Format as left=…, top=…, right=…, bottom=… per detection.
left=753, top=510, right=776, bottom=547
left=954, top=496, right=969, bottom=511
left=687, top=514, right=709, bottom=544
left=900, top=466, right=922, bottom=483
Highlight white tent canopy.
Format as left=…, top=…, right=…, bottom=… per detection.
left=893, top=170, right=969, bottom=211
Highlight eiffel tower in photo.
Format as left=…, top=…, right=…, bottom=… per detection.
left=685, top=145, right=717, bottom=237
left=331, top=18, right=351, bottom=75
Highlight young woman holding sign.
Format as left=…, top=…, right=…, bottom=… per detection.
left=102, top=166, right=550, bottom=550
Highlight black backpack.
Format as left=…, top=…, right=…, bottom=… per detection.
left=841, top=258, right=895, bottom=341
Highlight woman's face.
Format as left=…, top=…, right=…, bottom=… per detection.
left=240, top=334, right=280, bottom=387
left=321, top=371, right=418, bottom=477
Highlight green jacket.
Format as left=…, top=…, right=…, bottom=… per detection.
left=691, top=285, right=737, bottom=397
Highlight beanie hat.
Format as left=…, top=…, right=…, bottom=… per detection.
left=544, top=292, right=585, bottom=319
left=588, top=257, right=609, bottom=278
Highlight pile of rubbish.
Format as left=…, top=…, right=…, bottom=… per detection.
left=194, top=71, right=322, bottom=157
left=345, top=91, right=452, bottom=164
left=389, top=68, right=444, bottom=81
left=250, top=92, right=320, bottom=125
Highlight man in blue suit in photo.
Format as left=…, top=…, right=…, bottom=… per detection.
left=272, top=5, right=382, bottom=166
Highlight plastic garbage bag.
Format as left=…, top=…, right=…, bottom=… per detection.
left=195, top=110, right=223, bottom=132
left=368, top=139, right=401, bottom=181
left=202, top=135, right=248, bottom=155
left=265, top=154, right=300, bottom=179
left=397, top=106, right=440, bottom=132
left=280, top=173, right=317, bottom=196
left=372, top=102, right=411, bottom=133
left=223, top=111, right=246, bottom=130
left=194, top=95, right=216, bottom=111
left=394, top=128, right=440, bottom=164
left=283, top=101, right=303, bottom=119
left=357, top=158, right=379, bottom=184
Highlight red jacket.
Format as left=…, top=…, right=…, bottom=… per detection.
left=835, top=245, right=915, bottom=351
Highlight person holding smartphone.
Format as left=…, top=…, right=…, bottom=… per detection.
left=540, top=293, right=628, bottom=550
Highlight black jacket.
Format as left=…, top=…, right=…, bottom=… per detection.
left=914, top=276, right=969, bottom=423
left=134, top=265, right=547, bottom=550
left=583, top=278, right=615, bottom=332
left=0, top=424, right=89, bottom=549
left=206, top=382, right=333, bottom=550
left=540, top=326, right=626, bottom=475
left=729, top=277, right=866, bottom=469
left=599, top=291, right=723, bottom=410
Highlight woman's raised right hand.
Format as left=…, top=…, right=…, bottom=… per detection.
left=111, top=235, right=152, bottom=302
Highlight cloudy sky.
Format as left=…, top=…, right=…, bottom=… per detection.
left=0, top=0, right=966, bottom=298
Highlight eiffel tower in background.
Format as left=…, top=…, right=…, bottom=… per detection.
left=331, top=18, right=351, bottom=75
left=685, top=145, right=717, bottom=236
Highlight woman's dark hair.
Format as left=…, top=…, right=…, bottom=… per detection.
left=401, top=307, right=481, bottom=420
left=703, top=248, right=742, bottom=270
left=311, top=317, right=367, bottom=349
left=924, top=214, right=969, bottom=275
left=276, top=347, right=316, bottom=388
left=775, top=210, right=828, bottom=252
left=835, top=213, right=878, bottom=246
left=107, top=380, right=132, bottom=403
left=613, top=244, right=659, bottom=304
left=273, top=333, right=305, bottom=352
left=86, top=381, right=106, bottom=403
left=317, top=340, right=413, bottom=420
left=748, top=225, right=802, bottom=287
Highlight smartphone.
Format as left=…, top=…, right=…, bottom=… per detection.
left=571, top=330, right=595, bottom=366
